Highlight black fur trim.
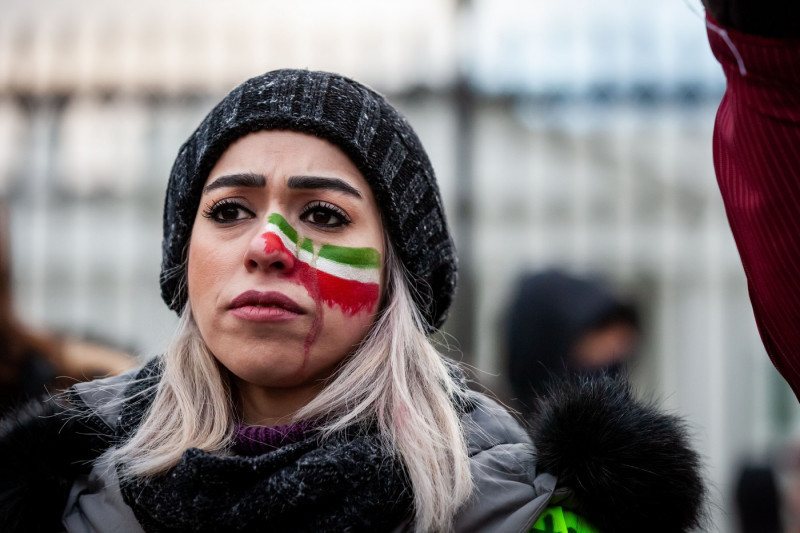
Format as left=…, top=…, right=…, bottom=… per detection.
left=528, top=375, right=707, bottom=533
left=0, top=391, right=114, bottom=532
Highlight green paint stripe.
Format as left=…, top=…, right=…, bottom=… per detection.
left=319, top=244, right=380, bottom=269
left=266, top=212, right=380, bottom=269
left=267, top=213, right=298, bottom=244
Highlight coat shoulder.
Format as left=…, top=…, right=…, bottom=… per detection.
left=454, top=391, right=555, bottom=533
left=462, top=391, right=532, bottom=454
left=0, top=363, right=143, bottom=532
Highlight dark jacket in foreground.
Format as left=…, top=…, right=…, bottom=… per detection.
left=0, top=362, right=705, bottom=532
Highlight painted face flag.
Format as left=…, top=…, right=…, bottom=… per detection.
left=263, top=213, right=381, bottom=316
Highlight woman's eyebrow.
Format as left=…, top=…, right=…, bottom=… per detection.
left=202, top=173, right=266, bottom=194
left=287, top=175, right=362, bottom=199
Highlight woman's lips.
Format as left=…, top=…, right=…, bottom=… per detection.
left=229, top=290, right=305, bottom=322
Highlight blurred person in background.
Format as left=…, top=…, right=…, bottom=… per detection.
left=505, top=269, right=639, bottom=411
left=702, top=0, right=800, bottom=400
left=776, top=443, right=800, bottom=533
left=0, top=69, right=707, bottom=532
left=0, top=200, right=134, bottom=414
left=733, top=462, right=784, bottom=533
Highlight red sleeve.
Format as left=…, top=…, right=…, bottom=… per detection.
left=707, top=17, right=800, bottom=399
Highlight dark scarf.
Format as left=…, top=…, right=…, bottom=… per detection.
left=116, top=360, right=413, bottom=532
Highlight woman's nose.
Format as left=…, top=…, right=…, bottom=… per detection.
left=244, top=225, right=297, bottom=273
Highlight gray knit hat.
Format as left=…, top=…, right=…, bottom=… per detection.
left=161, top=69, right=457, bottom=330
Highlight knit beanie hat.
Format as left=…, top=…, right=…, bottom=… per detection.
left=160, top=69, right=457, bottom=330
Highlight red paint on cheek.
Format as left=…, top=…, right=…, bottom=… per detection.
left=316, top=270, right=380, bottom=316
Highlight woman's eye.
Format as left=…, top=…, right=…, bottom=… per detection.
left=202, top=200, right=253, bottom=223
left=300, top=202, right=351, bottom=228
left=306, top=209, right=338, bottom=225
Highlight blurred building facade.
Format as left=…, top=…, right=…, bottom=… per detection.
left=1, top=0, right=797, bottom=529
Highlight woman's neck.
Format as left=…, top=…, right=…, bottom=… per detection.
left=234, top=378, right=324, bottom=426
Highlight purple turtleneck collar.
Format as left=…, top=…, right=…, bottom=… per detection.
left=232, top=421, right=316, bottom=457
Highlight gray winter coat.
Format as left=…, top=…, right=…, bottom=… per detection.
left=58, top=369, right=555, bottom=533
left=1, top=364, right=708, bottom=532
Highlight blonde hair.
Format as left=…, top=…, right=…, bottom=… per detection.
left=104, top=239, right=473, bottom=532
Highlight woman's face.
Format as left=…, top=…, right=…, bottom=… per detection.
left=187, top=130, right=384, bottom=420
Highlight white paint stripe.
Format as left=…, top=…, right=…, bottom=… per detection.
left=265, top=223, right=380, bottom=285
left=315, top=255, right=380, bottom=284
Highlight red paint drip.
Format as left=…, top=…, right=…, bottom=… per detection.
left=295, top=261, right=323, bottom=359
